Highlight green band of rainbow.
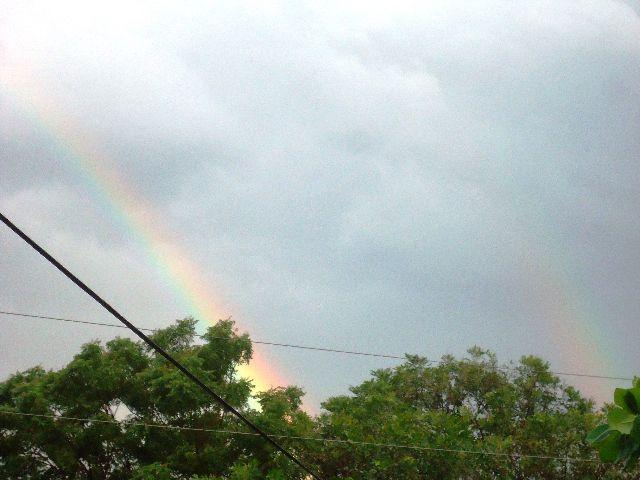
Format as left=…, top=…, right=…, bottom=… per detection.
left=2, top=62, right=622, bottom=402
left=2, top=65, right=285, bottom=392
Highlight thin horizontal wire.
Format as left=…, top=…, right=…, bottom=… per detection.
left=0, top=310, right=398, bottom=358
left=0, top=213, right=320, bottom=479
left=0, top=410, right=595, bottom=463
left=1, top=309, right=633, bottom=382
left=0, top=310, right=157, bottom=332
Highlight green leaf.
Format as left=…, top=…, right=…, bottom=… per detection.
left=598, top=432, right=622, bottom=463
left=587, top=424, right=613, bottom=444
left=625, top=449, right=640, bottom=470
left=615, top=437, right=640, bottom=464
left=630, top=416, right=640, bottom=442
left=614, top=388, right=629, bottom=410
left=608, top=407, right=637, bottom=434
left=625, top=387, right=640, bottom=414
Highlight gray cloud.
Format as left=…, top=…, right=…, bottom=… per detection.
left=1, top=1, right=639, bottom=407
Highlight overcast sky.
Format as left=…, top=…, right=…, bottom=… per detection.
left=1, top=0, right=639, bottom=409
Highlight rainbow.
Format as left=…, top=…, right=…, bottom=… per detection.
left=2, top=59, right=626, bottom=406
left=515, top=217, right=624, bottom=401
left=1, top=64, right=285, bottom=393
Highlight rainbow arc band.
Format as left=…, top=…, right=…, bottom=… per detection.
left=0, top=212, right=321, bottom=480
left=1, top=64, right=282, bottom=392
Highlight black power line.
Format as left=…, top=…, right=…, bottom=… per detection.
left=0, top=212, right=322, bottom=480
left=0, top=309, right=633, bottom=382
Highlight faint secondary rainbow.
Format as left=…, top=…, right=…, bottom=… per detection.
left=1, top=65, right=285, bottom=393
left=516, top=212, right=625, bottom=401
left=3, top=61, right=626, bottom=406
left=482, top=183, right=625, bottom=402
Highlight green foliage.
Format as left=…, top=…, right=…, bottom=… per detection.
left=1, top=320, right=636, bottom=479
left=131, top=463, right=174, bottom=480
left=0, top=317, right=260, bottom=479
left=312, top=347, right=626, bottom=479
left=588, top=379, right=640, bottom=469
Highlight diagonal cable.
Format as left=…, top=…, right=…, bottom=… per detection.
left=0, top=212, right=322, bottom=480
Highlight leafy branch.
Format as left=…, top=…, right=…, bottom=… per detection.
left=587, top=379, right=640, bottom=468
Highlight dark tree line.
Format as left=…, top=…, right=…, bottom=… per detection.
left=0, top=317, right=635, bottom=479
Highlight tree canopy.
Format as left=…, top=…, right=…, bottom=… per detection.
left=0, top=317, right=636, bottom=479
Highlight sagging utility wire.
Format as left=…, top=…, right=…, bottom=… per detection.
left=0, top=410, right=596, bottom=463
left=0, top=309, right=633, bottom=382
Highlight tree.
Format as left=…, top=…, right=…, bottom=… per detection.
left=0, top=318, right=257, bottom=478
left=1, top=317, right=635, bottom=478
left=313, top=348, right=633, bottom=479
